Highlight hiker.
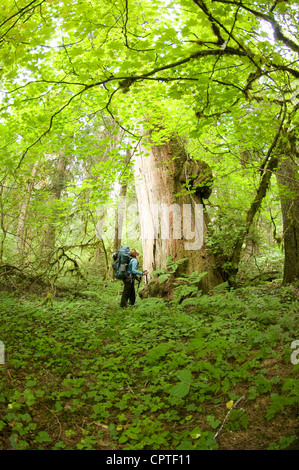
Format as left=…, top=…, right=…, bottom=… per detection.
left=120, top=249, right=148, bottom=308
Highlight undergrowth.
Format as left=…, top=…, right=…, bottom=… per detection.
left=0, top=279, right=298, bottom=450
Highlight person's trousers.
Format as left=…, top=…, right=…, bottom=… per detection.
left=120, top=276, right=136, bottom=307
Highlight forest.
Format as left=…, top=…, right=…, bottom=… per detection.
left=0, top=0, right=298, bottom=452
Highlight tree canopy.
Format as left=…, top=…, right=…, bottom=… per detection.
left=0, top=0, right=298, bottom=452
left=0, top=0, right=298, bottom=282
left=1, top=0, right=298, bottom=167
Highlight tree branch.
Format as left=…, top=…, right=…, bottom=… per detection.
left=214, top=395, right=245, bottom=439
left=212, top=0, right=299, bottom=54
left=0, top=0, right=47, bottom=46
left=13, top=46, right=249, bottom=169
left=193, top=0, right=259, bottom=68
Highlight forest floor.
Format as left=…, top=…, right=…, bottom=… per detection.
left=0, top=278, right=298, bottom=452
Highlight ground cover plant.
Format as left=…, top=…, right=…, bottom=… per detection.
left=0, top=279, right=298, bottom=451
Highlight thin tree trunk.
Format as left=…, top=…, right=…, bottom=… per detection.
left=113, top=184, right=128, bottom=253
left=16, top=160, right=39, bottom=262
left=230, top=103, right=287, bottom=279
left=0, top=184, right=6, bottom=264
left=230, top=125, right=299, bottom=285
left=41, top=154, right=68, bottom=261
left=113, top=148, right=131, bottom=252
left=244, top=229, right=259, bottom=262
left=95, top=238, right=109, bottom=279
left=230, top=153, right=279, bottom=276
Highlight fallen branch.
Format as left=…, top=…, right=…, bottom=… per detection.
left=249, top=270, right=281, bottom=284
left=214, top=395, right=245, bottom=439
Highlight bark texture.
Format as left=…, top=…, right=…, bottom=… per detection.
left=134, top=133, right=223, bottom=293
left=276, top=148, right=299, bottom=284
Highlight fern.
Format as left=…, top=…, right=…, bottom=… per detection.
left=158, top=273, right=171, bottom=285
left=144, top=343, right=172, bottom=365
left=172, top=270, right=208, bottom=305
left=151, top=269, right=167, bottom=276
left=173, top=285, right=198, bottom=304
left=166, top=256, right=189, bottom=273
left=175, top=270, right=208, bottom=285
left=266, top=392, right=299, bottom=420
left=180, top=296, right=203, bottom=308
left=268, top=435, right=296, bottom=450
left=227, top=409, right=249, bottom=431
left=281, top=378, right=299, bottom=396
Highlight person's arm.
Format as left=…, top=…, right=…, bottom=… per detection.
left=130, top=258, right=144, bottom=276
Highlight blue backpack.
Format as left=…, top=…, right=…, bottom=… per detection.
left=112, top=246, right=131, bottom=280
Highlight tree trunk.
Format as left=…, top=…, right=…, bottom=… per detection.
left=133, top=132, right=223, bottom=293
left=229, top=126, right=299, bottom=285
left=244, top=230, right=259, bottom=262
left=113, top=149, right=131, bottom=253
left=276, top=148, right=299, bottom=284
left=229, top=104, right=287, bottom=279
left=229, top=152, right=279, bottom=279
left=0, top=184, right=6, bottom=264
left=113, top=185, right=128, bottom=253
left=16, top=160, right=39, bottom=263
left=41, top=154, right=68, bottom=261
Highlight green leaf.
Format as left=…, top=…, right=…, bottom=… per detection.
left=34, top=431, right=52, bottom=443
left=206, top=415, right=221, bottom=430
left=0, top=420, right=7, bottom=431
left=23, top=389, right=36, bottom=406
left=144, top=343, right=171, bottom=364
left=176, top=369, right=193, bottom=384
left=169, top=382, right=190, bottom=398
left=177, top=439, right=193, bottom=450
left=158, top=273, right=170, bottom=284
